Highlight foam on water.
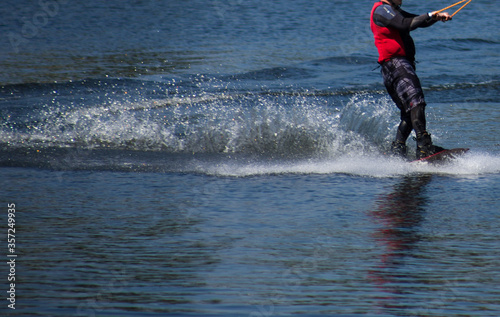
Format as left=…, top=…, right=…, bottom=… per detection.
left=184, top=152, right=500, bottom=178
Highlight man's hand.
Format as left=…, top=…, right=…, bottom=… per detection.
left=432, top=12, right=453, bottom=22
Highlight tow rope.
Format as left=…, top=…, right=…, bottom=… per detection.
left=433, top=0, right=473, bottom=17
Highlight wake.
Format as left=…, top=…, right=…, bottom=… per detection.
left=189, top=151, right=500, bottom=178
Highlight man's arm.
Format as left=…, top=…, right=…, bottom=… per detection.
left=409, top=13, right=437, bottom=30
left=410, top=11, right=452, bottom=29
left=373, top=5, right=446, bottom=31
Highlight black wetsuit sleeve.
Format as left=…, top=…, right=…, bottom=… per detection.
left=409, top=13, right=437, bottom=30
left=373, top=5, right=436, bottom=31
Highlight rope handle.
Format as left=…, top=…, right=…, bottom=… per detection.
left=432, top=0, right=473, bottom=18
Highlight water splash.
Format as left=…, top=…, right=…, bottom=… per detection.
left=181, top=152, right=500, bottom=178
left=1, top=81, right=498, bottom=177
left=2, top=88, right=384, bottom=156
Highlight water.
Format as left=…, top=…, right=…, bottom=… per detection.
left=1, top=0, right=499, bottom=316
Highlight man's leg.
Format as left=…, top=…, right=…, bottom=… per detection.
left=411, top=104, right=446, bottom=158
left=385, top=58, right=446, bottom=159
left=410, top=104, right=426, bottom=137
left=382, top=61, right=411, bottom=157
left=391, top=110, right=412, bottom=158
left=396, top=110, right=413, bottom=143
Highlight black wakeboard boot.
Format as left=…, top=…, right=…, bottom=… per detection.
left=416, top=132, right=446, bottom=159
left=390, top=141, right=407, bottom=159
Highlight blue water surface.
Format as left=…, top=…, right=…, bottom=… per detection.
left=1, top=0, right=499, bottom=316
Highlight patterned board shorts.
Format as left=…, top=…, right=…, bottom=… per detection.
left=381, top=57, right=426, bottom=113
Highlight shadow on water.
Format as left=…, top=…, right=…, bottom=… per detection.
left=368, top=174, right=432, bottom=314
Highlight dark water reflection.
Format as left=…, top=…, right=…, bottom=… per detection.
left=370, top=175, right=433, bottom=315
left=372, top=175, right=431, bottom=263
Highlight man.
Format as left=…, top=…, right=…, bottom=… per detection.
left=370, top=0, right=452, bottom=159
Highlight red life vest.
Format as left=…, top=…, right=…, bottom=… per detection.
left=370, top=1, right=406, bottom=63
